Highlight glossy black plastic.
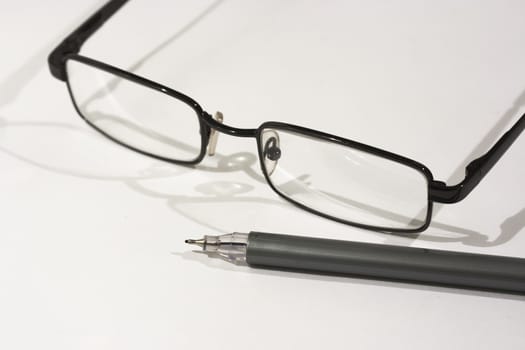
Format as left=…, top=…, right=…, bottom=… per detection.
left=430, top=114, right=525, bottom=203
left=49, top=0, right=525, bottom=233
left=49, top=0, right=128, bottom=81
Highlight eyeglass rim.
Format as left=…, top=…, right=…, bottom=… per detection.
left=50, top=0, right=525, bottom=233
left=255, top=122, right=434, bottom=233
left=63, top=53, right=434, bottom=233
left=64, top=54, right=435, bottom=175
left=64, top=54, right=210, bottom=165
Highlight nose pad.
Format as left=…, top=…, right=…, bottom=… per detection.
left=262, top=130, right=281, bottom=176
left=207, top=111, right=224, bottom=156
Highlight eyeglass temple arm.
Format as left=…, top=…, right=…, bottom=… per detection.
left=48, top=0, right=129, bottom=81
left=430, top=113, right=525, bottom=203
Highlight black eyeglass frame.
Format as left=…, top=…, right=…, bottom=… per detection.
left=48, top=0, right=525, bottom=234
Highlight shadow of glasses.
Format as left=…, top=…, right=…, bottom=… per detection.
left=0, top=0, right=523, bottom=247
left=3, top=116, right=520, bottom=245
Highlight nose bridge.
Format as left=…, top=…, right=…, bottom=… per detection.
left=202, top=111, right=257, bottom=138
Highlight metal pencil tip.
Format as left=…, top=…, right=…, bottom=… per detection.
left=185, top=238, right=206, bottom=248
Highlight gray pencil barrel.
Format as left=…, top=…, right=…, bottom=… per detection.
left=246, top=232, right=525, bottom=294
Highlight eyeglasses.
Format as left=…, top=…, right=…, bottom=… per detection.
left=49, top=0, right=524, bottom=233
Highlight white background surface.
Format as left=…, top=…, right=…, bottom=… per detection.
left=1, top=1, right=524, bottom=349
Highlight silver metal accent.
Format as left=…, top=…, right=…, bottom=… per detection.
left=185, top=238, right=206, bottom=248
left=207, top=111, right=224, bottom=156
left=185, top=232, right=249, bottom=264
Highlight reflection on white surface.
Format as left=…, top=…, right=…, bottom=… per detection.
left=194, top=181, right=252, bottom=196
